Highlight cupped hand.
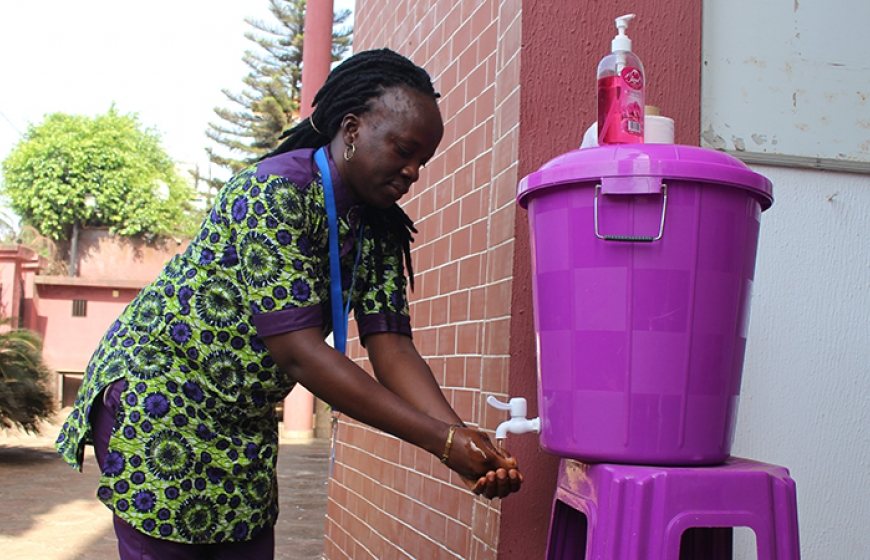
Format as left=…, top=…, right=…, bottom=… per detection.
left=446, top=427, right=524, bottom=499
left=461, top=466, right=523, bottom=499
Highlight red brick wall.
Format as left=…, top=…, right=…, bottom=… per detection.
left=325, top=1, right=523, bottom=558
left=326, top=1, right=702, bottom=558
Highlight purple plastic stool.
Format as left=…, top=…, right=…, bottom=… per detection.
left=546, top=457, right=800, bottom=559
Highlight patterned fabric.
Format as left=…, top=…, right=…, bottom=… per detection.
left=55, top=148, right=412, bottom=544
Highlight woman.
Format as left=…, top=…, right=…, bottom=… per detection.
left=56, top=48, right=523, bottom=559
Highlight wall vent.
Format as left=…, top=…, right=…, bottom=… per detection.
left=72, top=299, right=88, bottom=317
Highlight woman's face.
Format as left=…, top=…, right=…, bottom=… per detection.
left=337, top=86, right=444, bottom=209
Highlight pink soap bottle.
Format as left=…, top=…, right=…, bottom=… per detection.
left=597, top=14, right=645, bottom=144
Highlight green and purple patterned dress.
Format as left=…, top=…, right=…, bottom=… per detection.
left=56, top=148, right=411, bottom=544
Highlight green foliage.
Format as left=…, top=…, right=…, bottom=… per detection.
left=1, top=107, right=199, bottom=241
left=204, top=0, right=352, bottom=193
left=0, top=324, right=54, bottom=433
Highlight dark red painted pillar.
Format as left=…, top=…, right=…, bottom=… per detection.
left=283, top=0, right=335, bottom=438
left=300, top=0, right=335, bottom=117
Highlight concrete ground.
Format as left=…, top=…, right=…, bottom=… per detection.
left=0, top=410, right=331, bottom=560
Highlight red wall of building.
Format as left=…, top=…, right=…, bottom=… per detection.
left=34, top=280, right=143, bottom=373
left=74, top=228, right=188, bottom=282
left=326, top=0, right=701, bottom=557
left=504, top=2, right=702, bottom=557
left=0, top=246, right=31, bottom=326
left=0, top=231, right=186, bottom=405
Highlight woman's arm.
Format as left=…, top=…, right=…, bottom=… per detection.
left=262, top=327, right=517, bottom=486
left=365, top=332, right=523, bottom=498
left=365, top=332, right=463, bottom=426
left=264, top=327, right=446, bottom=455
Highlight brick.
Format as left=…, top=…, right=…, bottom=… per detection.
left=428, top=355, right=448, bottom=385
left=430, top=294, right=449, bottom=325
left=474, top=87, right=497, bottom=128
left=444, top=355, right=466, bottom=388
left=419, top=268, right=440, bottom=298
left=413, top=241, right=434, bottom=275
left=465, top=63, right=490, bottom=110
left=451, top=16, right=474, bottom=60
left=472, top=149, right=493, bottom=190
left=439, top=262, right=459, bottom=293
left=437, top=324, right=457, bottom=354
left=445, top=517, right=472, bottom=557
left=456, top=322, right=480, bottom=354
left=485, top=240, right=514, bottom=284
left=484, top=279, right=512, bottom=318
left=469, top=221, right=488, bottom=254
left=450, top=226, right=471, bottom=261
left=476, top=21, right=499, bottom=61
left=495, top=50, right=521, bottom=102
left=410, top=298, right=431, bottom=328
left=471, top=500, right=499, bottom=548
left=451, top=388, right=476, bottom=420
left=463, top=122, right=489, bottom=164
left=484, top=317, right=510, bottom=355
left=441, top=200, right=461, bottom=234
left=495, top=86, right=521, bottom=139
left=489, top=202, right=516, bottom=246
left=497, top=7, right=521, bottom=68
left=414, top=326, right=437, bottom=356
left=491, top=163, right=519, bottom=209
left=458, top=254, right=483, bottom=289
left=464, top=355, right=484, bottom=390
left=459, top=190, right=484, bottom=227
left=453, top=161, right=475, bottom=199
left=448, top=289, right=469, bottom=323
left=492, top=129, right=518, bottom=178
left=418, top=185, right=436, bottom=220
left=454, top=101, right=476, bottom=141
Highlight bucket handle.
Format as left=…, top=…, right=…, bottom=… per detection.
left=593, top=183, right=668, bottom=242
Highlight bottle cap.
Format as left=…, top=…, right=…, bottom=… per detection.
left=612, top=13, right=635, bottom=52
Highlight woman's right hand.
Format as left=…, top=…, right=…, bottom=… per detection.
left=444, top=426, right=524, bottom=499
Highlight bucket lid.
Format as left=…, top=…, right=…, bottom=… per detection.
left=517, top=144, right=773, bottom=210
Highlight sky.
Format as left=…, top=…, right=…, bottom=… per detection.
left=0, top=0, right=354, bottom=197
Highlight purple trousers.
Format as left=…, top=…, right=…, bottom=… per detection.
left=90, top=381, right=275, bottom=560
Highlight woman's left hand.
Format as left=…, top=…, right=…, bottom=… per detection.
left=461, top=465, right=524, bottom=499
left=448, top=428, right=524, bottom=499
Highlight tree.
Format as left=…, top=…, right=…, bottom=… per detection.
left=0, top=323, right=54, bottom=433
left=1, top=108, right=199, bottom=247
left=204, top=0, right=352, bottom=195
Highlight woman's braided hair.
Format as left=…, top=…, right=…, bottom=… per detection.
left=264, top=48, right=441, bottom=290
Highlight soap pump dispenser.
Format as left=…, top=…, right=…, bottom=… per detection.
left=597, top=13, right=645, bottom=144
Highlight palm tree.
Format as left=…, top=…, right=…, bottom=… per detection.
left=0, top=322, right=54, bottom=432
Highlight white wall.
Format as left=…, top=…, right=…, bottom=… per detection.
left=732, top=166, right=870, bottom=558
left=701, top=0, right=870, bottom=167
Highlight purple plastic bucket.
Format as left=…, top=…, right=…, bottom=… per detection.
left=517, top=144, right=773, bottom=465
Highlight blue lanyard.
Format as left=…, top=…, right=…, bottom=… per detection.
left=314, top=147, right=362, bottom=354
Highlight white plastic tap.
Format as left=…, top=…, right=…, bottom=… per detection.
left=486, top=396, right=541, bottom=441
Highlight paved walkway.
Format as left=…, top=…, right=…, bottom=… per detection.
left=0, top=410, right=331, bottom=560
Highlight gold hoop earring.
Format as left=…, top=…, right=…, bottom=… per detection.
left=344, top=143, right=356, bottom=162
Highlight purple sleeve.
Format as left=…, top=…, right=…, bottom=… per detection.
left=356, top=311, right=412, bottom=345
left=252, top=306, right=324, bottom=337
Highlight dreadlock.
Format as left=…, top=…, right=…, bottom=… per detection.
left=263, top=48, right=441, bottom=291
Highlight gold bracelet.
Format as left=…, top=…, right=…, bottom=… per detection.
left=440, top=424, right=460, bottom=464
